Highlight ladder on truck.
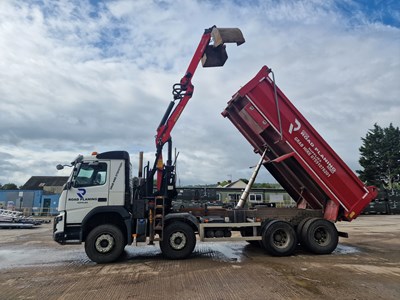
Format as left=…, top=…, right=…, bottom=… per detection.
left=149, top=196, right=165, bottom=243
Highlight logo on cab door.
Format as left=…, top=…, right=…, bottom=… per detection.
left=68, top=188, right=97, bottom=203
left=77, top=188, right=86, bottom=200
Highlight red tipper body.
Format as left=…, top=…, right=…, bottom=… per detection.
left=222, top=66, right=377, bottom=222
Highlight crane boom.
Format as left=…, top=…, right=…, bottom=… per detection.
left=151, top=25, right=245, bottom=193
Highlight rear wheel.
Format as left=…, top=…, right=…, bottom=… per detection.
left=301, top=218, right=338, bottom=254
left=296, top=217, right=314, bottom=244
left=160, top=221, right=196, bottom=260
left=85, top=224, right=125, bottom=263
left=262, top=220, right=297, bottom=256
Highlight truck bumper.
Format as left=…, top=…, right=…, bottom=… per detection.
left=53, top=211, right=82, bottom=244
left=53, top=211, right=66, bottom=244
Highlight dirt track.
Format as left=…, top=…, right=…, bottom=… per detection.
left=0, top=215, right=399, bottom=300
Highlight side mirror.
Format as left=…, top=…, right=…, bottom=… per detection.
left=56, top=164, right=64, bottom=170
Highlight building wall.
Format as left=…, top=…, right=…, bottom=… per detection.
left=39, top=194, right=60, bottom=216
left=0, top=190, right=60, bottom=216
left=43, top=186, right=64, bottom=194
left=0, top=190, right=42, bottom=212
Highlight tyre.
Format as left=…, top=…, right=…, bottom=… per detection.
left=85, top=224, right=125, bottom=263
left=301, top=218, right=338, bottom=254
left=160, top=221, right=196, bottom=260
left=262, top=220, right=297, bottom=256
left=296, top=217, right=315, bottom=244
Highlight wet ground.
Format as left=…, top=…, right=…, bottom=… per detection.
left=0, top=215, right=399, bottom=300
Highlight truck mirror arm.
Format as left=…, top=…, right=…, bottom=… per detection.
left=66, top=181, right=73, bottom=190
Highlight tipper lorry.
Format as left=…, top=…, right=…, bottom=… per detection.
left=53, top=26, right=377, bottom=263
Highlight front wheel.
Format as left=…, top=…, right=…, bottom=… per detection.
left=160, top=221, right=196, bottom=260
left=85, top=224, right=125, bottom=263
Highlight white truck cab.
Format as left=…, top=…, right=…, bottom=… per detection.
left=54, top=151, right=132, bottom=246
left=53, top=149, right=199, bottom=264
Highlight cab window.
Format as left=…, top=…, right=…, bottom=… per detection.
left=74, top=162, right=107, bottom=187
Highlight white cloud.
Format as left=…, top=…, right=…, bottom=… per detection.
left=0, top=0, right=399, bottom=187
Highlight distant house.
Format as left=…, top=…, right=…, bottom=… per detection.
left=176, top=178, right=295, bottom=208
left=217, top=179, right=248, bottom=188
left=221, top=179, right=247, bottom=189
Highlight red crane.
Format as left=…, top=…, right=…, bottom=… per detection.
left=151, top=26, right=245, bottom=192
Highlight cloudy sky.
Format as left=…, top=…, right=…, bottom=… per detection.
left=0, top=0, right=399, bottom=187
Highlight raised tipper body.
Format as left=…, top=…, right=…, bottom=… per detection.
left=222, top=66, right=377, bottom=222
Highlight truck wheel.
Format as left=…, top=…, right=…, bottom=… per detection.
left=262, top=220, right=297, bottom=256
left=160, top=221, right=196, bottom=260
left=85, top=224, right=125, bottom=263
left=296, top=217, right=314, bottom=244
left=301, top=218, right=338, bottom=254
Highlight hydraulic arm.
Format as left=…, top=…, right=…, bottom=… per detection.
left=151, top=26, right=245, bottom=194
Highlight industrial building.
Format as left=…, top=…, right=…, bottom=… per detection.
left=0, top=176, right=68, bottom=216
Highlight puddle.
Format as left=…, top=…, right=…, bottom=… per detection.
left=333, top=244, right=360, bottom=254
left=122, top=244, right=162, bottom=260
left=195, top=242, right=246, bottom=263
left=0, top=241, right=360, bottom=270
left=0, top=241, right=247, bottom=270
left=0, top=248, right=89, bottom=270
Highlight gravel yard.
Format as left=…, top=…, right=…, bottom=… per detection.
left=0, top=215, right=399, bottom=300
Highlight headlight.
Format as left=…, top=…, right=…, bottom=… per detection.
left=55, top=215, right=63, bottom=223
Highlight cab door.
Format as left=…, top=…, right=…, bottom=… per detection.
left=65, top=161, right=110, bottom=224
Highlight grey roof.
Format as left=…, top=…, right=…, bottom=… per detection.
left=22, top=176, right=69, bottom=190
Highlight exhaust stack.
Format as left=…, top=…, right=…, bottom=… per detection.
left=138, top=151, right=143, bottom=178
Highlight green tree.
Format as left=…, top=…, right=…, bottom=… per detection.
left=357, top=123, right=400, bottom=190
left=1, top=183, right=19, bottom=190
